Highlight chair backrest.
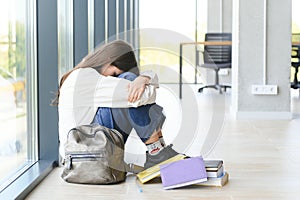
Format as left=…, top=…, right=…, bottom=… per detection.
left=203, top=33, right=232, bottom=64
left=291, top=34, right=300, bottom=63
left=291, top=45, right=300, bottom=68
left=292, top=45, right=300, bottom=61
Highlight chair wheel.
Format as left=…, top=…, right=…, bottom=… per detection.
left=198, top=88, right=203, bottom=93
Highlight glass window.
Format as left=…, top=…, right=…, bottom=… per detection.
left=292, top=0, right=300, bottom=82
left=58, top=0, right=74, bottom=79
left=139, top=0, right=207, bottom=83
left=0, top=0, right=37, bottom=189
left=292, top=0, right=300, bottom=34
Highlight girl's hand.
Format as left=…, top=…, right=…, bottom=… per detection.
left=128, top=76, right=150, bottom=102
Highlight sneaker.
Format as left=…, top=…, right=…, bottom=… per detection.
left=144, top=144, right=180, bottom=169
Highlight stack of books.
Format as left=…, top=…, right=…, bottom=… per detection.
left=136, top=155, right=229, bottom=189
left=195, top=159, right=229, bottom=187
left=136, top=154, right=187, bottom=184
left=159, top=156, right=208, bottom=190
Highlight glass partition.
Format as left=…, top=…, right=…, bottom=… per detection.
left=139, top=0, right=207, bottom=83
left=57, top=0, right=74, bottom=79
left=292, top=0, right=300, bottom=83
left=0, top=0, right=37, bottom=190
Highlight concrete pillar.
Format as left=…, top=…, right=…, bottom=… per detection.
left=231, top=0, right=292, bottom=119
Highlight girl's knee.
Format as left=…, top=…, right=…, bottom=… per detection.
left=118, top=72, right=137, bottom=81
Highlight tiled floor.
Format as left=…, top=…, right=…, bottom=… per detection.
left=26, top=85, right=300, bottom=200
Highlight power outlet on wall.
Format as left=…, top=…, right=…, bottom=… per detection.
left=251, top=85, right=278, bottom=95
left=219, top=69, right=229, bottom=75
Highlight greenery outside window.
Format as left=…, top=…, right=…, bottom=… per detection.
left=0, top=0, right=37, bottom=191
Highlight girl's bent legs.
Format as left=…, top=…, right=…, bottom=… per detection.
left=93, top=72, right=179, bottom=168
left=111, top=103, right=166, bottom=143
left=93, top=72, right=165, bottom=143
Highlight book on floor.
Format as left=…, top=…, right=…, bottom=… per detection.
left=204, top=159, right=223, bottom=171
left=136, top=154, right=186, bottom=184
left=206, top=165, right=224, bottom=178
left=160, top=156, right=208, bottom=190
left=196, top=171, right=229, bottom=187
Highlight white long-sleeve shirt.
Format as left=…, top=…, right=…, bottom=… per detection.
left=58, top=68, right=159, bottom=157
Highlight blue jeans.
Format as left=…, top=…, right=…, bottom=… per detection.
left=93, top=72, right=165, bottom=143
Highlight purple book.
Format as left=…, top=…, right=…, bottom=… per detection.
left=160, top=156, right=208, bottom=190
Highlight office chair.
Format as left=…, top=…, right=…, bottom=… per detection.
left=291, top=45, right=300, bottom=90
left=198, top=33, right=232, bottom=94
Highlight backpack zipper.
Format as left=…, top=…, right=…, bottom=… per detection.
left=65, top=152, right=105, bottom=170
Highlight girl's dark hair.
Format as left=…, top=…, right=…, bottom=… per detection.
left=51, top=40, right=139, bottom=106
left=111, top=51, right=137, bottom=71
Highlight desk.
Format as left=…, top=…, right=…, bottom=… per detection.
left=292, top=42, right=300, bottom=45
left=179, top=41, right=232, bottom=99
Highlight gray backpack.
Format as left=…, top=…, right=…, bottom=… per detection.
left=61, top=124, right=128, bottom=184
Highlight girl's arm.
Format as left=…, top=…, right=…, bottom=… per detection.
left=61, top=68, right=159, bottom=108
left=95, top=75, right=157, bottom=107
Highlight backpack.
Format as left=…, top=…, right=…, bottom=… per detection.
left=61, top=124, right=127, bottom=184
